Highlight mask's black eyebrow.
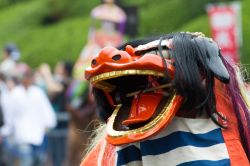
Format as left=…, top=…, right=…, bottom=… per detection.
left=134, top=45, right=168, bottom=55
left=134, top=38, right=171, bottom=55
left=117, top=38, right=156, bottom=50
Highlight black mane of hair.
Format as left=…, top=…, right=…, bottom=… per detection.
left=171, top=33, right=216, bottom=118
left=118, top=32, right=223, bottom=126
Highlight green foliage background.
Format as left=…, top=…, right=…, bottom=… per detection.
left=0, top=0, right=249, bottom=68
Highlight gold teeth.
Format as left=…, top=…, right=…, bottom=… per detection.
left=90, top=70, right=165, bottom=92
left=90, top=70, right=165, bottom=83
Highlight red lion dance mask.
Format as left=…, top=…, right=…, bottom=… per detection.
left=82, top=32, right=250, bottom=166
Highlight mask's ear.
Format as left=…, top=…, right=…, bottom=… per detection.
left=194, top=37, right=230, bottom=83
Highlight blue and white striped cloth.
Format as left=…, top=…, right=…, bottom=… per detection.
left=116, top=117, right=230, bottom=166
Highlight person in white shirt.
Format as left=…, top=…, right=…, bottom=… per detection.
left=2, top=63, right=57, bottom=166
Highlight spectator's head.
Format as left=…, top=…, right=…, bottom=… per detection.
left=54, top=61, right=73, bottom=81
left=64, top=61, right=73, bottom=78
left=3, top=43, right=20, bottom=61
left=16, top=63, right=34, bottom=88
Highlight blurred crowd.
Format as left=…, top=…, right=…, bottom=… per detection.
left=0, top=43, right=97, bottom=166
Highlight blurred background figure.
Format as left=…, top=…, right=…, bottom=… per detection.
left=0, top=43, right=19, bottom=77
left=51, top=61, right=73, bottom=113
left=64, top=84, right=96, bottom=166
left=36, top=61, right=74, bottom=166
left=38, top=61, right=73, bottom=113
left=1, top=63, right=57, bottom=166
left=0, top=44, right=19, bottom=166
left=0, top=73, right=7, bottom=166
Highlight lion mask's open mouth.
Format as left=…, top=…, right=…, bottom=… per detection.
left=86, top=44, right=183, bottom=145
